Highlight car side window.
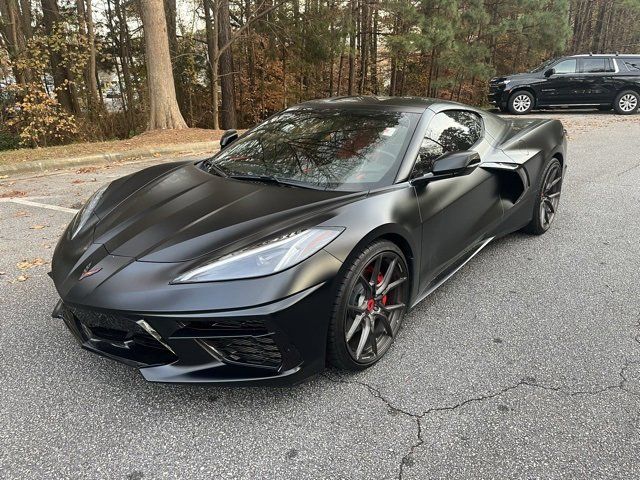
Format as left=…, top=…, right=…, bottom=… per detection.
left=553, top=59, right=576, bottom=74
left=412, top=110, right=483, bottom=178
left=622, top=59, right=640, bottom=72
left=579, top=58, right=611, bottom=73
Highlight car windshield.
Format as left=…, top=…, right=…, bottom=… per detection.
left=529, top=58, right=557, bottom=73
left=207, top=108, right=420, bottom=191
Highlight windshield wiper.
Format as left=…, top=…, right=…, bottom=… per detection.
left=228, top=174, right=323, bottom=190
left=200, top=158, right=228, bottom=177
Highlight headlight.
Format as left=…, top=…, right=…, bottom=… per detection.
left=173, top=227, right=344, bottom=283
left=69, top=184, right=108, bottom=239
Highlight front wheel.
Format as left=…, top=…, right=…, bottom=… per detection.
left=613, top=90, right=639, bottom=115
left=508, top=91, right=534, bottom=115
left=327, top=240, right=409, bottom=370
left=523, top=158, right=563, bottom=235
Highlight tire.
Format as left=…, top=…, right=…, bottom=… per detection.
left=523, top=158, right=563, bottom=235
left=508, top=91, right=534, bottom=115
left=327, top=240, right=409, bottom=371
left=613, top=90, right=639, bottom=115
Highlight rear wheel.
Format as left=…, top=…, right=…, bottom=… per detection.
left=508, top=91, right=534, bottom=115
left=523, top=158, right=563, bottom=235
left=613, top=90, right=639, bottom=115
left=327, top=241, right=409, bottom=370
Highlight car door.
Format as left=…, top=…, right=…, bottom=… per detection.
left=577, top=57, right=617, bottom=104
left=538, top=58, right=580, bottom=105
left=412, top=110, right=503, bottom=294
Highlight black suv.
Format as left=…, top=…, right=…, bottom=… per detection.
left=489, top=54, right=640, bottom=115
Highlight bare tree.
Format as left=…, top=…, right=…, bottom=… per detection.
left=76, top=0, right=101, bottom=114
left=204, top=0, right=279, bottom=130
left=217, top=0, right=236, bottom=128
left=139, top=0, right=187, bottom=130
left=41, top=0, right=81, bottom=114
left=0, top=0, right=32, bottom=83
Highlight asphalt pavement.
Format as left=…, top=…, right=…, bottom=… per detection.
left=1, top=112, right=639, bottom=479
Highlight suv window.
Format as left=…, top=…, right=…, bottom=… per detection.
left=622, top=58, right=640, bottom=72
left=579, top=58, right=614, bottom=73
left=553, top=59, right=576, bottom=74
left=412, top=110, right=483, bottom=178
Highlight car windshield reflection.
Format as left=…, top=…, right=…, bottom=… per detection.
left=206, top=108, right=420, bottom=191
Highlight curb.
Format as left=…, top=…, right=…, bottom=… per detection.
left=0, top=141, right=219, bottom=176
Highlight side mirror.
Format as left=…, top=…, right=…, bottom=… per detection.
left=410, top=151, right=480, bottom=187
left=544, top=68, right=555, bottom=77
left=220, top=129, right=238, bottom=150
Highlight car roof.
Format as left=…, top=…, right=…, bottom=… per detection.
left=293, top=96, right=469, bottom=113
left=570, top=54, right=640, bottom=57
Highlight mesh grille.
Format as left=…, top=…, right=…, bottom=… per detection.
left=179, top=318, right=268, bottom=336
left=63, top=305, right=176, bottom=366
left=205, top=336, right=282, bottom=369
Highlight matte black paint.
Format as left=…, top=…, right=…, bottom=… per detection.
left=51, top=96, right=567, bottom=384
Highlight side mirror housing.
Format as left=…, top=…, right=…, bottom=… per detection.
left=220, top=129, right=238, bottom=150
left=544, top=68, right=555, bottom=77
left=410, top=151, right=480, bottom=187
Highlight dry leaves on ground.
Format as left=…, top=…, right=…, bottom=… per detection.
left=17, top=258, right=48, bottom=270
left=30, top=225, right=47, bottom=230
left=0, top=190, right=27, bottom=198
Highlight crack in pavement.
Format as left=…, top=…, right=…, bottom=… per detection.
left=323, top=356, right=640, bottom=480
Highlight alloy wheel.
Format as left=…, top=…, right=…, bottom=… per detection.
left=512, top=94, right=532, bottom=113
left=344, top=252, right=408, bottom=363
left=618, top=93, right=638, bottom=113
left=540, top=163, right=562, bottom=230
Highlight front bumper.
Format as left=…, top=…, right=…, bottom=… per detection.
left=488, top=84, right=509, bottom=107
left=53, top=282, right=333, bottom=385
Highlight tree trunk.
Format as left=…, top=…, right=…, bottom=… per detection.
left=85, top=0, right=101, bottom=112
left=139, top=0, right=187, bottom=130
left=217, top=0, right=237, bottom=128
left=164, top=0, right=186, bottom=117
left=347, top=0, right=356, bottom=95
left=0, top=0, right=33, bottom=83
left=203, top=0, right=220, bottom=129
left=41, top=0, right=81, bottom=114
left=370, top=5, right=378, bottom=94
left=77, top=0, right=101, bottom=115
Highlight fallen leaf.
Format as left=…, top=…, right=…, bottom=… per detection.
left=0, top=190, right=27, bottom=198
left=30, top=225, right=47, bottom=230
left=0, top=271, right=5, bottom=275
left=76, top=166, right=98, bottom=174
left=71, top=179, right=84, bottom=184
left=17, top=275, right=28, bottom=282
left=14, top=211, right=29, bottom=218
left=0, top=175, right=8, bottom=179
left=16, top=258, right=47, bottom=270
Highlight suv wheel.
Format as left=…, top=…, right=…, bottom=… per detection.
left=508, top=91, right=534, bottom=115
left=614, top=90, right=639, bottom=115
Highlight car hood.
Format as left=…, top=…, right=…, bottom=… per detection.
left=92, top=162, right=361, bottom=263
left=492, top=72, right=539, bottom=83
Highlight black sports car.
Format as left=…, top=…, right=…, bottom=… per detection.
left=51, top=97, right=567, bottom=385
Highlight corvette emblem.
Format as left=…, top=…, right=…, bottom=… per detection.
left=79, top=264, right=102, bottom=280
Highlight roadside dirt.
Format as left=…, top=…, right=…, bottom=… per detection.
left=0, top=128, right=229, bottom=166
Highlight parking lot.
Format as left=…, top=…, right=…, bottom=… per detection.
left=1, top=111, right=639, bottom=479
